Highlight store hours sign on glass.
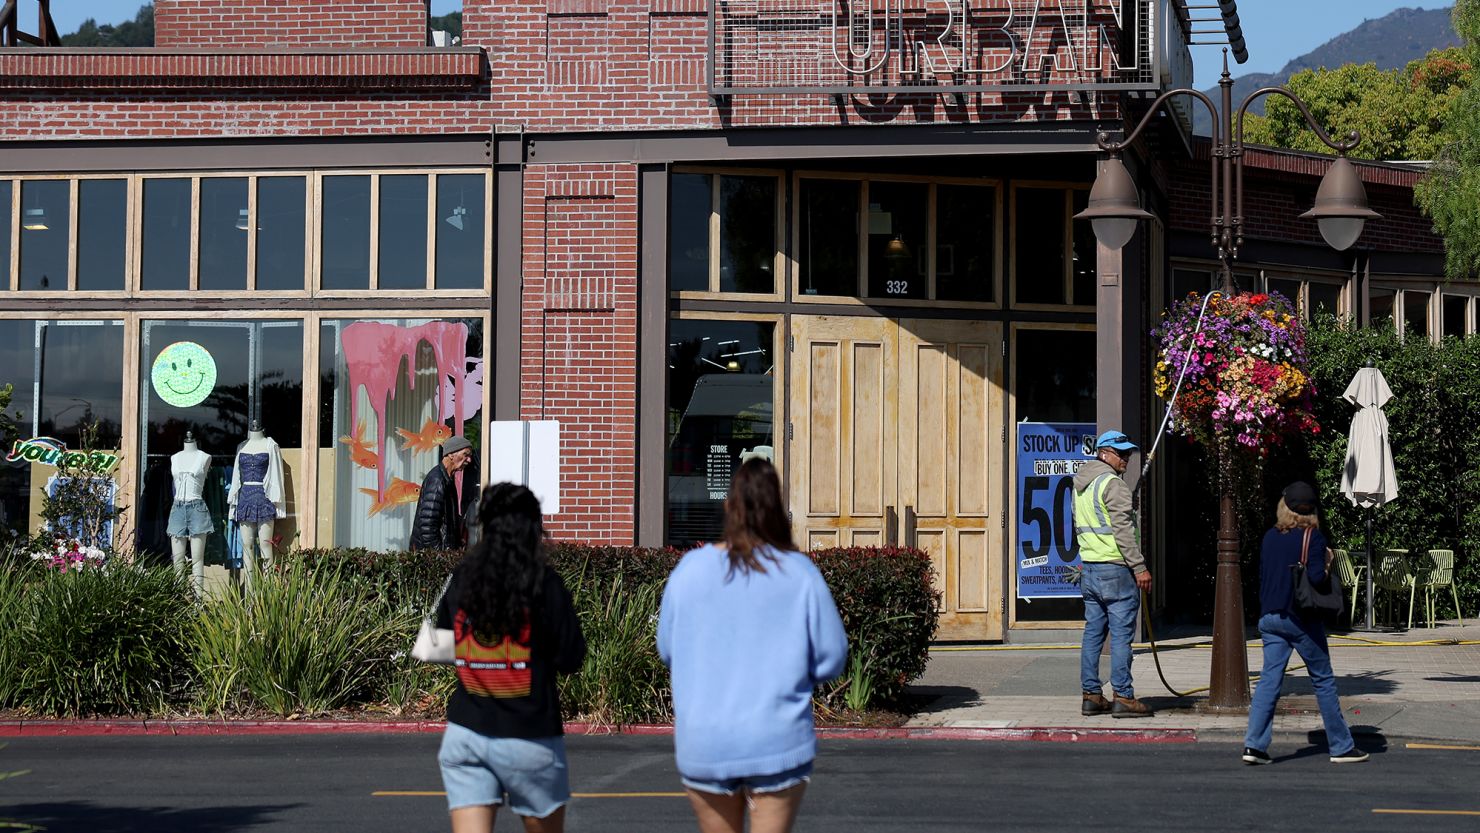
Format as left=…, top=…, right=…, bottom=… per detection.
left=1016, top=422, right=1095, bottom=599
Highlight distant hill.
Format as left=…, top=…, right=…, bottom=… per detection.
left=1195, top=6, right=1460, bottom=135
left=60, top=4, right=153, bottom=47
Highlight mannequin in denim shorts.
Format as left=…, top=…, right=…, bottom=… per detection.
left=168, top=433, right=213, bottom=595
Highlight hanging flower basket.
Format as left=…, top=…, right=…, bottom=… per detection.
left=1152, top=291, right=1320, bottom=456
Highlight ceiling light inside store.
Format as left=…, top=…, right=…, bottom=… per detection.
left=445, top=205, right=467, bottom=231
left=885, top=235, right=911, bottom=260
left=22, top=208, right=48, bottom=231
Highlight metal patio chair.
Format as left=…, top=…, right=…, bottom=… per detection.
left=1330, top=548, right=1365, bottom=621
left=1371, top=549, right=1415, bottom=628
left=1412, top=549, right=1464, bottom=628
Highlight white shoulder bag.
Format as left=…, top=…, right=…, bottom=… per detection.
left=411, top=574, right=456, bottom=665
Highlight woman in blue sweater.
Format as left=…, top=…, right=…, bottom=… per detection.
left=1242, top=481, right=1368, bottom=765
left=658, top=458, right=848, bottom=833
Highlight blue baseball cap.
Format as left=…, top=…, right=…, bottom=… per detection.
left=1095, top=430, right=1139, bottom=453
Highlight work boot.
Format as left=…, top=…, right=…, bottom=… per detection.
left=1081, top=692, right=1111, bottom=716
left=1111, top=695, right=1154, bottom=718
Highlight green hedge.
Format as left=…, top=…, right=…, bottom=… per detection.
left=0, top=544, right=939, bottom=721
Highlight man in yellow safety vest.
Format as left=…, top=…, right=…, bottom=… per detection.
left=1075, top=430, right=1154, bottom=718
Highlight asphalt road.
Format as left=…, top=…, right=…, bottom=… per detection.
left=2, top=733, right=1477, bottom=832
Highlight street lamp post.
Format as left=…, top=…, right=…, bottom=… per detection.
left=1077, top=52, right=1381, bottom=711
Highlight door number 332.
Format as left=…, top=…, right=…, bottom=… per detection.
left=885, top=280, right=910, bottom=295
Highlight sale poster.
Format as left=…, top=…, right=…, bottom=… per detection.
left=1015, top=422, right=1096, bottom=599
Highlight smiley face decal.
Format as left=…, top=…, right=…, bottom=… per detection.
left=150, top=341, right=218, bottom=408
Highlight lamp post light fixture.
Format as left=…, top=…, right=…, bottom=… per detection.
left=1076, top=52, right=1381, bottom=712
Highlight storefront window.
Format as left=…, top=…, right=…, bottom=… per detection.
left=0, top=181, right=10, bottom=290
left=1013, top=327, right=1094, bottom=623
left=19, top=180, right=69, bottom=292
left=318, top=318, right=484, bottom=551
left=77, top=180, right=127, bottom=292
left=135, top=320, right=305, bottom=562
left=321, top=175, right=371, bottom=290
left=141, top=178, right=192, bottom=291
left=199, top=178, right=249, bottom=291
left=1071, top=190, right=1095, bottom=305
left=0, top=320, right=125, bottom=544
left=256, top=177, right=307, bottom=291
left=866, top=181, right=927, bottom=300
left=799, top=178, right=859, bottom=297
left=669, top=173, right=711, bottom=292
left=666, top=318, right=775, bottom=548
left=1171, top=268, right=1213, bottom=301
left=379, top=175, right=429, bottom=290
left=936, top=184, right=995, bottom=303
left=1014, top=187, right=1066, bottom=305
left=1443, top=294, right=1471, bottom=337
left=719, top=175, right=777, bottom=294
left=1308, top=282, right=1342, bottom=317
left=1403, top=291, right=1430, bottom=337
left=1267, top=277, right=1302, bottom=311
left=435, top=174, right=486, bottom=290
left=1369, top=287, right=1396, bottom=329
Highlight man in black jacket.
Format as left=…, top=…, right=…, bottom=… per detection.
left=410, top=435, right=474, bottom=551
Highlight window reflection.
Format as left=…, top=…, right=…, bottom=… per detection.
left=1308, top=282, right=1342, bottom=317
left=77, top=180, right=127, bottom=292
left=199, top=178, right=249, bottom=291
left=669, top=173, right=711, bottom=292
left=321, top=176, right=371, bottom=290
left=1015, top=188, right=1065, bottom=305
left=135, top=320, right=305, bottom=560
left=1071, top=190, right=1095, bottom=305
left=379, top=175, right=429, bottom=290
left=141, top=179, right=192, bottom=291
left=0, top=320, right=125, bottom=542
left=718, top=175, right=776, bottom=293
left=436, top=173, right=486, bottom=290
left=1403, top=292, right=1430, bottom=337
left=19, top=180, right=69, bottom=291
left=799, top=179, right=859, bottom=297
left=667, top=318, right=775, bottom=548
left=1, top=181, right=13, bottom=290
left=1443, top=295, right=1470, bottom=338
left=1369, top=288, right=1396, bottom=329
left=936, top=184, right=995, bottom=303
left=866, top=181, right=927, bottom=300
left=256, top=177, right=307, bottom=291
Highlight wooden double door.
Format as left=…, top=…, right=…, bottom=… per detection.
left=790, top=315, right=1005, bottom=640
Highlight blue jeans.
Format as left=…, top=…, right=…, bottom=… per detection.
left=1080, top=562, right=1139, bottom=699
left=1244, top=612, right=1355, bottom=756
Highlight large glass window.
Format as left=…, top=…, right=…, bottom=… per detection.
left=198, top=178, right=249, bottom=291
left=1171, top=268, right=1213, bottom=301
left=1403, top=291, right=1430, bottom=337
left=1013, top=327, right=1094, bottom=623
left=666, top=318, right=775, bottom=548
left=256, top=177, right=307, bottom=291
left=1369, top=287, right=1396, bottom=329
left=321, top=176, right=372, bottom=290
left=1443, top=294, right=1471, bottom=338
left=0, top=320, right=126, bottom=545
left=936, top=184, right=995, bottom=303
left=141, top=179, right=192, bottom=291
left=135, top=320, right=305, bottom=561
left=318, top=318, right=484, bottom=551
left=435, top=173, right=487, bottom=290
left=866, top=181, right=928, bottom=300
left=19, top=180, right=69, bottom=292
left=0, top=180, right=10, bottom=290
left=1309, top=282, right=1342, bottom=317
left=1267, top=277, right=1302, bottom=310
left=1014, top=187, right=1067, bottom=305
left=669, top=174, right=711, bottom=292
left=1071, top=190, right=1096, bottom=305
left=77, top=180, right=127, bottom=292
left=799, top=179, right=860, bottom=297
left=719, top=176, right=777, bottom=294
left=379, top=175, right=429, bottom=290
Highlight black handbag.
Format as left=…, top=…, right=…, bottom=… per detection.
left=1292, top=528, right=1344, bottom=624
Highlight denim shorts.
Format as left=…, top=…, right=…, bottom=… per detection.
left=681, top=761, right=813, bottom=797
left=166, top=499, right=213, bottom=538
left=437, top=722, right=569, bottom=817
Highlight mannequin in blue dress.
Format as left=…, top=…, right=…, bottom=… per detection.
left=229, top=419, right=286, bottom=591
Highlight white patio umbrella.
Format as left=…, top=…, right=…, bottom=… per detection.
left=1340, top=364, right=1399, bottom=630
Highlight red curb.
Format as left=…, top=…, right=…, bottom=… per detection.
left=0, top=720, right=1194, bottom=743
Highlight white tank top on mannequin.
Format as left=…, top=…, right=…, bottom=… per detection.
left=171, top=444, right=211, bottom=503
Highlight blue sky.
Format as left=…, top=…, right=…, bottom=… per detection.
left=34, top=1, right=1460, bottom=90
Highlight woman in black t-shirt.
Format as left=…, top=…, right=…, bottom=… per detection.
left=436, top=484, right=586, bottom=833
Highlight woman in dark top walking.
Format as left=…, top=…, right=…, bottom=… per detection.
left=1242, top=481, right=1367, bottom=765
left=435, top=484, right=587, bottom=832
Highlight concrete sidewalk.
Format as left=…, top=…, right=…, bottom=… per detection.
left=907, top=620, right=1480, bottom=744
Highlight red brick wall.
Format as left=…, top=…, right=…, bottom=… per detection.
left=520, top=164, right=640, bottom=542
left=156, top=0, right=430, bottom=48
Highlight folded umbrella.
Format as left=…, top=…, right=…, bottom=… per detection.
left=1339, top=365, right=1398, bottom=630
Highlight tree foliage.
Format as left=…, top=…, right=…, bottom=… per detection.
left=1242, top=49, right=1472, bottom=162
left=1416, top=1, right=1480, bottom=279
left=60, top=5, right=153, bottom=47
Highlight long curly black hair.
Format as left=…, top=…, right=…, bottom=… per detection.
left=455, top=483, right=547, bottom=643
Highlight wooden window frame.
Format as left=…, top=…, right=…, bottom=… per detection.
left=790, top=171, right=1004, bottom=310
left=1008, top=181, right=1093, bottom=313
left=669, top=167, right=786, bottom=302
left=6, top=173, right=128, bottom=297
left=1441, top=291, right=1478, bottom=337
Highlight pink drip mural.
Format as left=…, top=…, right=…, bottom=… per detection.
left=340, top=321, right=474, bottom=504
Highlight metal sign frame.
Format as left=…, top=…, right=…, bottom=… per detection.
left=708, top=0, right=1164, bottom=96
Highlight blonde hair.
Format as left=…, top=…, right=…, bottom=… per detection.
left=1274, top=497, right=1319, bottom=532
